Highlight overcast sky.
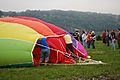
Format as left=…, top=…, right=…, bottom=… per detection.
left=0, top=0, right=120, bottom=15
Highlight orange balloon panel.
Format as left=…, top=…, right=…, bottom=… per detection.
left=0, top=17, right=56, bottom=36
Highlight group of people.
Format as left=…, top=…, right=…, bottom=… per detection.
left=73, top=30, right=96, bottom=49
left=73, top=28, right=120, bottom=50
left=102, top=28, right=120, bottom=50
left=33, top=28, right=120, bottom=66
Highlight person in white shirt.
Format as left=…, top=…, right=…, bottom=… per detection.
left=82, top=31, right=87, bottom=48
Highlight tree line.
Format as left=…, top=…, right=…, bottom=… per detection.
left=0, top=10, right=120, bottom=33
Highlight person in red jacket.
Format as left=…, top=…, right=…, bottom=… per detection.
left=117, top=28, right=120, bottom=49
left=102, top=30, right=106, bottom=44
left=87, top=31, right=92, bottom=48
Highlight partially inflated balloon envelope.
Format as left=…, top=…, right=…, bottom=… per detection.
left=0, top=16, right=88, bottom=66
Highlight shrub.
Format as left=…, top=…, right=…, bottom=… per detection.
left=96, top=35, right=102, bottom=41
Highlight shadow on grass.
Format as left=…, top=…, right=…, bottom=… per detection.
left=0, top=62, right=33, bottom=68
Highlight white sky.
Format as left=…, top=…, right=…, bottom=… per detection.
left=0, top=0, right=120, bottom=15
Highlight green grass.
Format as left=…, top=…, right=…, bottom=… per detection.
left=0, top=41, right=120, bottom=80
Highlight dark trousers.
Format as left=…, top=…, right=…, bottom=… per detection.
left=66, top=43, right=76, bottom=58
left=66, top=43, right=73, bottom=53
left=87, top=40, right=91, bottom=48
left=91, top=40, right=95, bottom=49
left=103, top=38, right=106, bottom=44
left=106, top=38, right=110, bottom=46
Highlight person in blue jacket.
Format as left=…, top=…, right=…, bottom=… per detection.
left=37, top=37, right=50, bottom=65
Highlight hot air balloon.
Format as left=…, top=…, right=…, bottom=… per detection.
left=0, top=16, right=88, bottom=67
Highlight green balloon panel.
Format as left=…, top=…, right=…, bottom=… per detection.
left=0, top=38, right=34, bottom=65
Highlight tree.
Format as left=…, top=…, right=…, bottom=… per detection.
left=0, top=10, right=3, bottom=17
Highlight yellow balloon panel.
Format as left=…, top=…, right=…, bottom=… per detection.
left=0, top=22, right=44, bottom=42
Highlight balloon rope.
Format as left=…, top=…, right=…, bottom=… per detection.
left=36, top=43, right=81, bottom=58
left=36, top=43, right=67, bottom=56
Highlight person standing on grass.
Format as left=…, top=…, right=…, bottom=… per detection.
left=106, top=30, right=111, bottom=46
left=117, top=28, right=120, bottom=49
left=102, top=30, right=106, bottom=44
left=111, top=36, right=116, bottom=50
left=87, top=31, right=92, bottom=48
left=111, top=30, right=116, bottom=39
left=82, top=30, right=87, bottom=48
left=91, top=31, right=96, bottom=49
left=37, top=37, right=50, bottom=66
left=74, top=30, right=81, bottom=42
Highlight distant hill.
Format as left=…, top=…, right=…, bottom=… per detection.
left=0, top=10, right=120, bottom=33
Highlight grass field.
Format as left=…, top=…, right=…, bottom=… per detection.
left=0, top=41, right=120, bottom=80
